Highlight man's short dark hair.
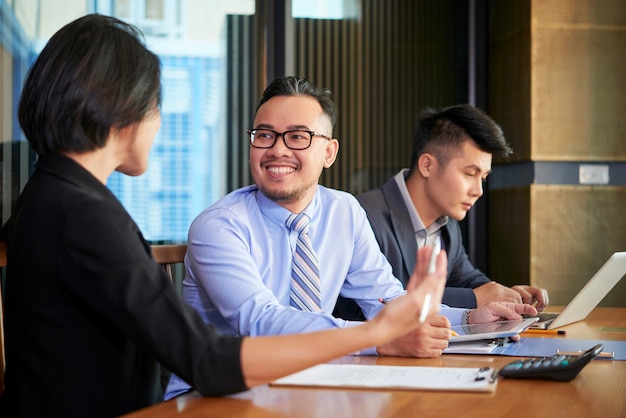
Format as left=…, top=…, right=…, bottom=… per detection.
left=410, top=104, right=513, bottom=169
left=256, top=76, right=337, bottom=128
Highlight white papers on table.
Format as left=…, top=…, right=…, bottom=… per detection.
left=271, top=364, right=497, bottom=393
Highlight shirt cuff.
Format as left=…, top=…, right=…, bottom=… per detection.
left=440, top=305, right=466, bottom=326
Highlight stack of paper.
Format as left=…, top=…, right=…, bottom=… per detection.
left=271, top=364, right=497, bottom=393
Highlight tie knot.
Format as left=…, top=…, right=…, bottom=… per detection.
left=286, top=213, right=310, bottom=234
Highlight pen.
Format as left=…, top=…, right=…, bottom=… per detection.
left=427, top=235, right=442, bottom=274
left=416, top=238, right=440, bottom=322
left=379, top=294, right=432, bottom=323
left=419, top=293, right=432, bottom=323
left=521, top=329, right=567, bottom=335
left=450, top=330, right=460, bottom=337
left=556, top=349, right=614, bottom=359
left=418, top=237, right=440, bottom=323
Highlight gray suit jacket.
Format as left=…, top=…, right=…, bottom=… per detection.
left=333, top=176, right=491, bottom=319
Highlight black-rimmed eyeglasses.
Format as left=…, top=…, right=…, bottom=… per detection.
left=247, top=129, right=331, bottom=150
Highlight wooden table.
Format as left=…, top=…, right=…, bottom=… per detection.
left=123, top=307, right=626, bottom=418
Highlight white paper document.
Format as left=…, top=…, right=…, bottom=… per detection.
left=271, top=364, right=497, bottom=393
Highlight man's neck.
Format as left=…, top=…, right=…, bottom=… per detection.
left=405, top=173, right=439, bottom=228
left=268, top=186, right=317, bottom=214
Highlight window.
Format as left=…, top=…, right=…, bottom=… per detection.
left=292, top=0, right=359, bottom=20
left=1, top=0, right=254, bottom=243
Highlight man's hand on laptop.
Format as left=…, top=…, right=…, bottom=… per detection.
left=474, top=282, right=523, bottom=305
left=511, top=285, right=549, bottom=312
left=474, top=282, right=549, bottom=312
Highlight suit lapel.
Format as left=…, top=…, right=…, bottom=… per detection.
left=381, top=180, right=417, bottom=281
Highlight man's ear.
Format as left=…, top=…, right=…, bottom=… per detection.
left=323, top=138, right=339, bottom=168
left=417, top=153, right=435, bottom=178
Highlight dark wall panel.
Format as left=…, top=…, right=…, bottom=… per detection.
left=291, top=0, right=468, bottom=194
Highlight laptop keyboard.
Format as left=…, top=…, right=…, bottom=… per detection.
left=526, top=312, right=560, bottom=329
left=536, top=312, right=559, bottom=322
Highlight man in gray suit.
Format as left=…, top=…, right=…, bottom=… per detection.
left=335, top=104, right=548, bottom=319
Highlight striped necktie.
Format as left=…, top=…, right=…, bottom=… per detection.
left=286, top=213, right=321, bottom=312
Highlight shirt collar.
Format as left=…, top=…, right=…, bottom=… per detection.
left=255, top=186, right=320, bottom=229
left=394, top=169, right=448, bottom=240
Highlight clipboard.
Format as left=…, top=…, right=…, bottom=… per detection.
left=270, top=363, right=498, bottom=393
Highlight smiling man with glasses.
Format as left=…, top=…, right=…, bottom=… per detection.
left=164, top=76, right=536, bottom=400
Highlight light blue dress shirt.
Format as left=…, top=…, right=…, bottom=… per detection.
left=165, top=184, right=465, bottom=399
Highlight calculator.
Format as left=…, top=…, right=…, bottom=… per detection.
left=498, top=344, right=603, bottom=381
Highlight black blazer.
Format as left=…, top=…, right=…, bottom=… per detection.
left=0, top=154, right=245, bottom=417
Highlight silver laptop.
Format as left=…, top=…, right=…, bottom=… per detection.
left=529, top=251, right=626, bottom=329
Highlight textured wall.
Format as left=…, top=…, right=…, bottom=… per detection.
left=291, top=0, right=467, bottom=194
left=490, top=185, right=626, bottom=306
left=531, top=1, right=626, bottom=161
left=488, top=0, right=626, bottom=307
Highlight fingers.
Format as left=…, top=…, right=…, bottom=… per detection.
left=506, top=287, right=523, bottom=304
left=406, top=247, right=447, bottom=320
left=512, top=285, right=533, bottom=304
left=377, top=319, right=450, bottom=357
left=420, top=320, right=451, bottom=357
left=535, top=288, right=549, bottom=312
left=426, top=315, right=452, bottom=355
left=428, top=314, right=451, bottom=329
left=495, top=302, right=537, bottom=320
left=510, top=302, right=538, bottom=317
left=412, top=338, right=450, bottom=358
left=474, top=282, right=522, bottom=306
left=494, top=304, right=523, bottom=320
left=379, top=247, right=447, bottom=338
left=470, top=301, right=539, bottom=324
left=511, top=286, right=550, bottom=311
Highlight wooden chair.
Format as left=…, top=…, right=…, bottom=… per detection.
left=0, top=241, right=6, bottom=395
left=150, top=244, right=187, bottom=389
left=150, top=244, right=187, bottom=282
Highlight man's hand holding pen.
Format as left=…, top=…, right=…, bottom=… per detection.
left=375, top=240, right=452, bottom=358
left=376, top=236, right=538, bottom=355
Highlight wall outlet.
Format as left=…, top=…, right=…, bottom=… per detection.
left=579, top=164, right=609, bottom=185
